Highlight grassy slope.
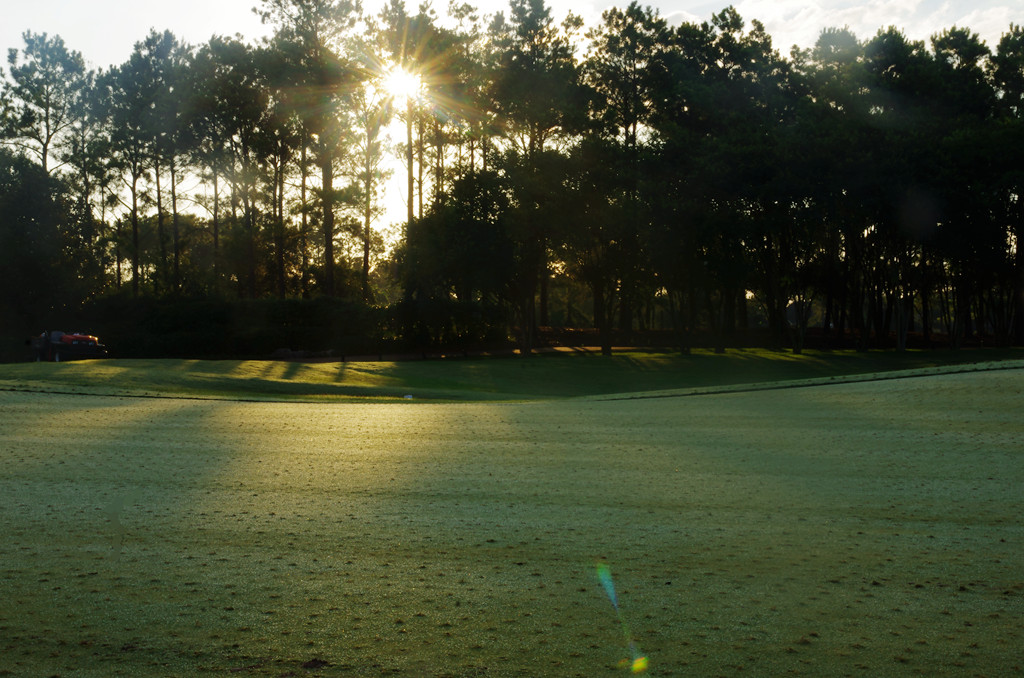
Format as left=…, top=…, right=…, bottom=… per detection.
left=1, top=347, right=1022, bottom=401
left=0, top=369, right=1021, bottom=676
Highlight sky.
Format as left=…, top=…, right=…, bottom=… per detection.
left=0, top=0, right=1017, bottom=72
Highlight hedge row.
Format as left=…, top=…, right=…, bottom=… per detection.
left=57, top=296, right=511, bottom=359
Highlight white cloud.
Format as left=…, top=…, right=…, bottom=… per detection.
left=1, top=0, right=1016, bottom=71
left=954, top=6, right=1019, bottom=47
left=728, top=0, right=929, bottom=50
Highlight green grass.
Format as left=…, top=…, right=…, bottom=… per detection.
left=0, top=355, right=1021, bottom=676
left=1, top=347, right=1022, bottom=401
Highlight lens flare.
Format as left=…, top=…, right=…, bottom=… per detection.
left=597, top=562, right=618, bottom=609
left=596, top=562, right=648, bottom=673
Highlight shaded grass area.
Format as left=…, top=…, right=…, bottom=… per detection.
left=1, top=347, right=1022, bottom=401
left=0, top=369, right=1021, bottom=676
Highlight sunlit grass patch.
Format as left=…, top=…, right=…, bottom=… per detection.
left=0, top=367, right=1020, bottom=675
left=0, top=347, right=1021, bottom=402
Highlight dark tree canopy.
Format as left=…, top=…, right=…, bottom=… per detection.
left=2, top=2, right=1022, bottom=356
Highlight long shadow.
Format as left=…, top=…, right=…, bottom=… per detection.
left=4, top=370, right=1020, bottom=675
left=0, top=393, right=266, bottom=675
left=280, top=359, right=305, bottom=382
left=369, top=373, right=1024, bottom=674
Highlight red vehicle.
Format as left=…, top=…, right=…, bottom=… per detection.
left=31, top=331, right=108, bottom=362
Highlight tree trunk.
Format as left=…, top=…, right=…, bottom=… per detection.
left=275, top=159, right=286, bottom=299
left=130, top=172, right=140, bottom=297
left=517, top=293, right=535, bottom=356
left=212, top=172, right=220, bottom=286
left=417, top=117, right=425, bottom=220
left=619, top=291, right=632, bottom=335
left=433, top=119, right=444, bottom=206
left=708, top=291, right=727, bottom=354
left=539, top=267, right=549, bottom=328
left=790, top=297, right=810, bottom=355
left=243, top=191, right=257, bottom=299
left=671, top=289, right=691, bottom=355
left=593, top=280, right=611, bottom=356
left=1011, top=180, right=1024, bottom=345
left=154, top=159, right=167, bottom=294
left=406, top=101, right=414, bottom=227
left=895, top=291, right=911, bottom=352
left=300, top=143, right=310, bottom=298
left=115, top=217, right=122, bottom=291
left=363, top=120, right=373, bottom=302
left=1015, top=246, right=1024, bottom=346
left=170, top=156, right=180, bottom=293
left=921, top=287, right=931, bottom=347
left=321, top=154, right=335, bottom=296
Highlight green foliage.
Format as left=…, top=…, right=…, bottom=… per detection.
left=3, top=31, right=87, bottom=174
left=1, top=4, right=1022, bottom=357
left=0, top=149, right=76, bottom=329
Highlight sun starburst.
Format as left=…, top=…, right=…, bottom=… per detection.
left=381, top=65, right=422, bottom=104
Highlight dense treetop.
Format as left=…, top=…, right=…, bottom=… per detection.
left=2, top=0, right=1022, bottom=355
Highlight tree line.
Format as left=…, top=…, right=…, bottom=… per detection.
left=2, top=0, right=1022, bottom=357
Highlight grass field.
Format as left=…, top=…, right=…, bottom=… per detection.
left=0, top=352, right=1022, bottom=676
left=1, top=347, right=1022, bottom=401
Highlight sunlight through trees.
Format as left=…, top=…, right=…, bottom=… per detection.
left=2, top=3, right=1023, bottom=355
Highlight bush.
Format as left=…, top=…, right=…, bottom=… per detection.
left=75, top=295, right=387, bottom=359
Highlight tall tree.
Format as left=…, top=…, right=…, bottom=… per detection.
left=61, top=67, right=112, bottom=296
left=930, top=27, right=999, bottom=345
left=207, top=38, right=272, bottom=298
left=349, top=19, right=401, bottom=301
left=489, top=0, right=584, bottom=155
left=646, top=18, right=716, bottom=351
left=258, top=0, right=362, bottom=297
left=488, top=0, right=585, bottom=351
left=557, top=137, right=624, bottom=355
left=585, top=2, right=667, bottom=154
left=258, top=41, right=304, bottom=298
left=101, top=52, right=153, bottom=296
left=990, top=25, right=1024, bottom=342
left=144, top=31, right=193, bottom=293
left=791, top=27, right=872, bottom=345
left=584, top=2, right=669, bottom=333
left=0, top=148, right=72, bottom=327
left=379, top=2, right=466, bottom=221
left=102, top=30, right=191, bottom=295
left=2, top=32, right=86, bottom=175
left=350, top=73, right=391, bottom=301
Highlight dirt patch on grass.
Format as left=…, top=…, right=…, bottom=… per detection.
left=0, top=369, right=1021, bottom=675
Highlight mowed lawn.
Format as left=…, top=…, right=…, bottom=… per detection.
left=0, top=366, right=1021, bottom=676
left=2, top=348, right=1022, bottom=401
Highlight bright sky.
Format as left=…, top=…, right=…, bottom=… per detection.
left=0, top=0, right=1016, bottom=71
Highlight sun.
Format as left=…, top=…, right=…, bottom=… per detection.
left=382, top=65, right=423, bottom=103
